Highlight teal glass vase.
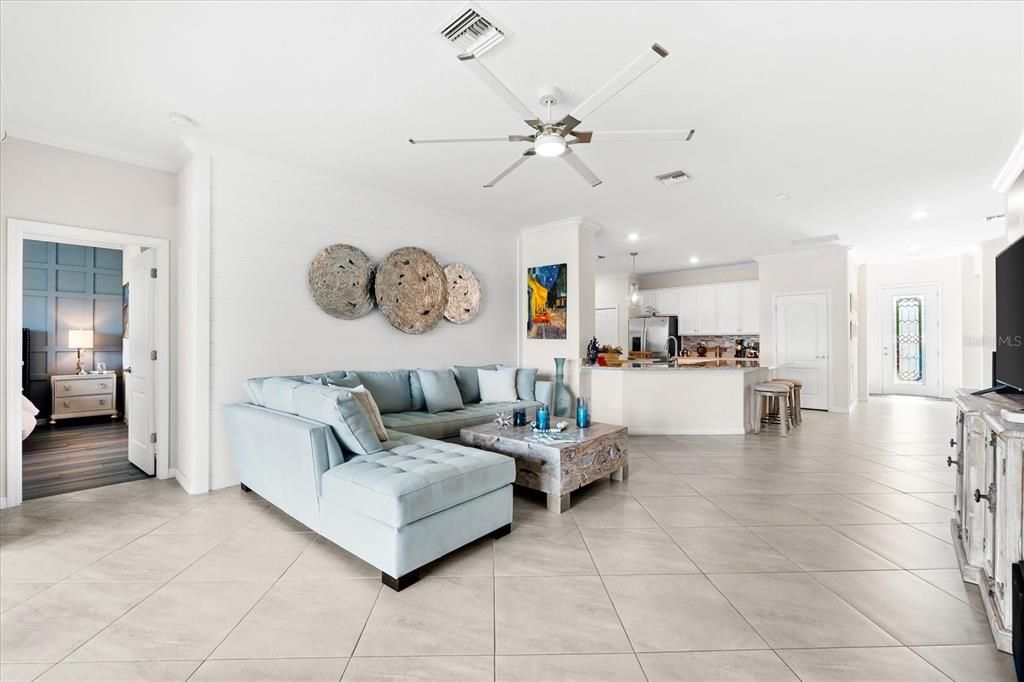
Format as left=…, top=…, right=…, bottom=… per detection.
left=553, top=357, right=573, bottom=417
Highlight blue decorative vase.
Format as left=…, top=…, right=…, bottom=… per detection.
left=553, top=357, right=573, bottom=417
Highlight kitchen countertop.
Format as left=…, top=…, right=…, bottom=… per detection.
left=584, top=359, right=770, bottom=372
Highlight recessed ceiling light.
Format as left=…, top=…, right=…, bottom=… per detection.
left=909, top=243, right=921, bottom=251
left=168, top=112, right=197, bottom=128
left=776, top=193, right=790, bottom=200
left=689, top=256, right=700, bottom=264
left=627, top=233, right=639, bottom=241
left=910, top=209, right=929, bottom=221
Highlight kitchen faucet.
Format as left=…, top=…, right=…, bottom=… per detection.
left=668, top=336, right=679, bottom=363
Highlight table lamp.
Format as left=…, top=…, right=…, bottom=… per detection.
left=68, top=329, right=93, bottom=375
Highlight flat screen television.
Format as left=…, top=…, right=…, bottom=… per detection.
left=996, top=234, right=1024, bottom=391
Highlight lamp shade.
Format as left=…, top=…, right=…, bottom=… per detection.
left=68, top=329, right=94, bottom=349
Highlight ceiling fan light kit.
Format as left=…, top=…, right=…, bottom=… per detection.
left=410, top=40, right=694, bottom=187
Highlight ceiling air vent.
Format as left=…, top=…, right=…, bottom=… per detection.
left=986, top=214, right=1006, bottom=222
left=436, top=3, right=508, bottom=57
left=654, top=170, right=691, bottom=186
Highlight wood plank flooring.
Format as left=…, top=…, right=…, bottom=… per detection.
left=22, top=418, right=149, bottom=500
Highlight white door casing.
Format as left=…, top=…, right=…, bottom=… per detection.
left=126, top=249, right=158, bottom=476
left=880, top=285, right=941, bottom=397
left=774, top=292, right=830, bottom=410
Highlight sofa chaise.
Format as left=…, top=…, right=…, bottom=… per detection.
left=224, top=367, right=547, bottom=590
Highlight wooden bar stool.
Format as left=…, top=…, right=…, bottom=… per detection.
left=773, top=378, right=803, bottom=424
left=753, top=382, right=790, bottom=436
left=767, top=379, right=799, bottom=428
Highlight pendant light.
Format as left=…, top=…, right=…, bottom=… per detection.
left=627, top=251, right=640, bottom=304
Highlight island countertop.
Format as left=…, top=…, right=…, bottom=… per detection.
left=583, top=359, right=775, bottom=372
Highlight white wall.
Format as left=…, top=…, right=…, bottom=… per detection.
left=204, top=147, right=518, bottom=489
left=865, top=255, right=965, bottom=398
left=756, top=247, right=853, bottom=412
left=0, top=138, right=176, bottom=501
left=639, top=262, right=758, bottom=290
left=595, top=273, right=630, bottom=350
left=518, top=218, right=597, bottom=403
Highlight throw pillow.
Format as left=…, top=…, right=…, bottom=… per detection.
left=499, top=365, right=539, bottom=401
left=341, top=384, right=389, bottom=441
left=326, top=373, right=362, bottom=390
left=409, top=371, right=426, bottom=411
left=302, top=375, right=327, bottom=386
left=451, top=364, right=498, bottom=404
left=293, top=383, right=383, bottom=455
left=348, top=370, right=412, bottom=413
left=415, top=368, right=465, bottom=414
left=262, top=377, right=306, bottom=414
left=478, top=367, right=518, bottom=403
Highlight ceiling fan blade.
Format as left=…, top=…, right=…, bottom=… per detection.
left=409, top=135, right=534, bottom=144
left=483, top=150, right=535, bottom=188
left=561, top=147, right=603, bottom=188
left=560, top=43, right=669, bottom=131
left=458, top=53, right=542, bottom=130
left=582, top=129, right=695, bottom=143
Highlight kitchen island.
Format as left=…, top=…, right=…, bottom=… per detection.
left=582, top=362, right=773, bottom=435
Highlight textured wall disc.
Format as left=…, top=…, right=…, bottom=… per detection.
left=443, top=263, right=482, bottom=324
left=308, top=243, right=375, bottom=319
left=375, top=247, right=448, bottom=334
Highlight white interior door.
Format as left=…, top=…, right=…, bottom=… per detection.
left=595, top=307, right=619, bottom=347
left=126, top=249, right=157, bottom=475
left=881, top=285, right=940, bottom=397
left=775, top=293, right=830, bottom=410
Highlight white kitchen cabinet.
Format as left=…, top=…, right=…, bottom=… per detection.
left=656, top=289, right=679, bottom=316
left=677, top=288, right=699, bottom=333
left=951, top=390, right=1024, bottom=653
left=696, top=287, right=717, bottom=333
left=639, top=290, right=657, bottom=314
left=739, top=282, right=760, bottom=334
left=716, top=285, right=741, bottom=333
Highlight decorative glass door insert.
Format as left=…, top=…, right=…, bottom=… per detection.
left=893, top=295, right=925, bottom=383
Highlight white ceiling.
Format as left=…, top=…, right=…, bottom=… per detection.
left=1, top=1, right=1021, bottom=274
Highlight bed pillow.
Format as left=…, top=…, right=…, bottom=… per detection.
left=415, top=369, right=465, bottom=414
left=478, top=367, right=518, bottom=403
left=293, top=384, right=382, bottom=455
left=451, top=364, right=498, bottom=404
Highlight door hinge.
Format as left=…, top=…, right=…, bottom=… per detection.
left=150, top=267, right=157, bottom=278
left=150, top=350, right=157, bottom=361
left=150, top=432, right=157, bottom=444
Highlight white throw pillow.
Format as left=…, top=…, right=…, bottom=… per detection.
left=339, top=385, right=389, bottom=441
left=477, top=367, right=518, bottom=403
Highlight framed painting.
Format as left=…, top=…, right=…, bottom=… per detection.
left=526, top=263, right=567, bottom=339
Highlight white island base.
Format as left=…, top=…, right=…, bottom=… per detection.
left=585, top=365, right=772, bottom=435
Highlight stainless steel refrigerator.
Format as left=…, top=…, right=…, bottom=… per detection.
left=628, top=316, right=679, bottom=360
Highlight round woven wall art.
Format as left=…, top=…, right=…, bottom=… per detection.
left=375, top=247, right=448, bottom=334
left=443, top=263, right=482, bottom=324
left=307, top=243, right=376, bottom=319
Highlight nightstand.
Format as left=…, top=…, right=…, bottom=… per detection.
left=49, top=373, right=119, bottom=424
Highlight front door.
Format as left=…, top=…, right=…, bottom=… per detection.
left=881, top=285, right=940, bottom=397
left=125, top=249, right=157, bottom=475
left=775, top=293, right=830, bottom=410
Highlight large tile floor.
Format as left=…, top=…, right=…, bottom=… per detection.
left=0, top=397, right=1016, bottom=681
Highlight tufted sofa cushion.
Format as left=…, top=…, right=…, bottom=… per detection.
left=380, top=400, right=541, bottom=440
left=320, top=431, right=515, bottom=527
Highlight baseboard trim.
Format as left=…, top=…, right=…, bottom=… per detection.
left=0, top=496, right=8, bottom=510
left=171, top=467, right=198, bottom=495
left=629, top=427, right=747, bottom=436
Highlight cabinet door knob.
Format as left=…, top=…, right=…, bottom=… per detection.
left=98, top=399, right=106, bottom=405
left=63, top=401, right=70, bottom=408
left=949, top=438, right=956, bottom=448
left=63, top=385, right=71, bottom=391
left=946, top=456, right=961, bottom=472
left=974, top=484, right=996, bottom=513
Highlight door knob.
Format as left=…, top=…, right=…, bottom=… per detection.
left=949, top=438, right=956, bottom=448
left=124, top=367, right=132, bottom=374
left=946, top=456, right=961, bottom=472
left=974, top=484, right=996, bottom=513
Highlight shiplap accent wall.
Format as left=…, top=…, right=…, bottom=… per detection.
left=206, top=151, right=517, bottom=488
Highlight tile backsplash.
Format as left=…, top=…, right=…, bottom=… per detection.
left=680, top=335, right=760, bottom=357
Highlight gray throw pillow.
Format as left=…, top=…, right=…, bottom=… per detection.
left=347, top=370, right=412, bottom=413
left=451, top=364, right=498, bottom=404
left=261, top=377, right=306, bottom=414
left=302, top=375, right=327, bottom=386
left=409, top=371, right=426, bottom=411
left=516, top=368, right=538, bottom=400
left=326, top=373, right=362, bottom=390
left=293, top=383, right=383, bottom=456
left=415, top=369, right=465, bottom=414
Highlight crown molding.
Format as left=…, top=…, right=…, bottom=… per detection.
left=755, top=244, right=852, bottom=263
left=2, top=126, right=178, bottom=172
left=993, top=130, right=1024, bottom=193
left=519, top=216, right=604, bottom=235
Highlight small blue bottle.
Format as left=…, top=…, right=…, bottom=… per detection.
left=537, top=405, right=550, bottom=431
left=576, top=397, right=590, bottom=428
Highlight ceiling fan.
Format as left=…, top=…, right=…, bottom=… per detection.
left=409, top=43, right=694, bottom=188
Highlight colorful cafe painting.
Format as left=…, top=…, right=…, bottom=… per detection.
left=526, top=263, right=568, bottom=339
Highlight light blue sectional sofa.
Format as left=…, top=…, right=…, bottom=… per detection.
left=224, top=367, right=548, bottom=591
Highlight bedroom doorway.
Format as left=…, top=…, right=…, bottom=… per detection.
left=5, top=220, right=170, bottom=507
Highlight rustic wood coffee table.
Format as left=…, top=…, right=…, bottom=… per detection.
left=460, top=420, right=629, bottom=513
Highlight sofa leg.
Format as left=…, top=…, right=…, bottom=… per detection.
left=240, top=482, right=251, bottom=493
left=491, top=523, right=512, bottom=539
left=382, top=569, right=421, bottom=592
